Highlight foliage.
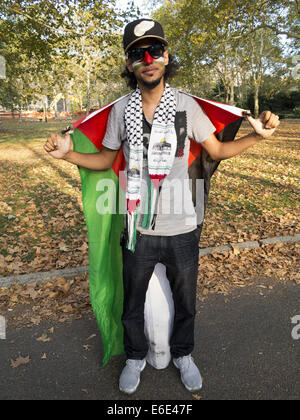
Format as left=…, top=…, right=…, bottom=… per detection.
left=0, top=1, right=298, bottom=114
left=0, top=0, right=137, bottom=115
left=153, top=0, right=299, bottom=114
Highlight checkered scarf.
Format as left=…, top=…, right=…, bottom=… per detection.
left=124, top=83, right=177, bottom=251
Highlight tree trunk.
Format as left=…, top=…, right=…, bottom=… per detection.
left=43, top=103, right=48, bottom=122
left=43, top=96, right=48, bottom=123
left=225, top=87, right=229, bottom=104
left=254, top=84, right=260, bottom=118
left=86, top=69, right=91, bottom=115
left=236, top=72, right=243, bottom=104
left=229, top=79, right=235, bottom=105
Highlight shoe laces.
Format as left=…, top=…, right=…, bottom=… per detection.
left=126, top=359, right=144, bottom=371
left=176, top=355, right=194, bottom=372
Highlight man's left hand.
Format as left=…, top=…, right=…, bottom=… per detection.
left=247, top=111, right=280, bottom=139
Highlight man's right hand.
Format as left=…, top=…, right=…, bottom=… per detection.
left=44, top=133, right=72, bottom=159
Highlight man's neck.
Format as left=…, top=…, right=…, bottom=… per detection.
left=138, top=79, right=166, bottom=106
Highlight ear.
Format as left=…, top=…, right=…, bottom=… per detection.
left=164, top=50, right=169, bottom=66
left=126, top=58, right=134, bottom=73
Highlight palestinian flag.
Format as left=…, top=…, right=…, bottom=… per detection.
left=71, top=94, right=248, bottom=367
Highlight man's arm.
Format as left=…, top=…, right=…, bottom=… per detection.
left=44, top=132, right=119, bottom=171
left=201, top=111, right=280, bottom=161
left=64, top=147, right=119, bottom=171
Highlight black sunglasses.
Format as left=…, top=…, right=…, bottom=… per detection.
left=128, top=44, right=165, bottom=62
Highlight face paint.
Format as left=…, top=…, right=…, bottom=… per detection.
left=132, top=60, right=145, bottom=71
left=142, top=51, right=155, bottom=65
left=153, top=56, right=165, bottom=67
left=132, top=55, right=165, bottom=71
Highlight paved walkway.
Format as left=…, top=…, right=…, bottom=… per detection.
left=0, top=278, right=299, bottom=400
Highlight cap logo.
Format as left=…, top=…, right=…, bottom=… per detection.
left=134, top=20, right=155, bottom=37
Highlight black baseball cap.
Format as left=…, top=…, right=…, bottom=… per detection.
left=123, top=19, right=168, bottom=53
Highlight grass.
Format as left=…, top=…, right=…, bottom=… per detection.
left=0, top=117, right=299, bottom=276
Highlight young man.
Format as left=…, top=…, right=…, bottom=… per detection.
left=44, top=19, right=280, bottom=395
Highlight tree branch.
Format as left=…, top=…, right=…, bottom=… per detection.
left=1, top=3, right=82, bottom=36
left=219, top=23, right=300, bottom=44
left=261, top=24, right=300, bottom=40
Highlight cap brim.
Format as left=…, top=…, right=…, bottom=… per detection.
left=125, top=36, right=168, bottom=53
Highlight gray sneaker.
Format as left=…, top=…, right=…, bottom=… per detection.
left=119, top=359, right=146, bottom=394
left=173, top=355, right=203, bottom=392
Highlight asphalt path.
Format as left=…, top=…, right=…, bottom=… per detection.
left=0, top=278, right=299, bottom=401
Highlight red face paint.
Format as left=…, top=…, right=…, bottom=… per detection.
left=142, top=51, right=155, bottom=65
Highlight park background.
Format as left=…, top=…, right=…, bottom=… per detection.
left=0, top=1, right=299, bottom=351
left=0, top=0, right=299, bottom=119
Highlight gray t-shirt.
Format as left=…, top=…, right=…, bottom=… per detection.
left=102, top=88, right=216, bottom=236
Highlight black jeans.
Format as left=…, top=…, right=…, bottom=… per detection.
left=121, top=228, right=201, bottom=360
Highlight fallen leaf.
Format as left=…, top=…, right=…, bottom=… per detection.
left=30, top=316, right=41, bottom=325
left=232, top=245, right=240, bottom=256
left=83, top=345, right=91, bottom=351
left=25, top=287, right=38, bottom=300
left=86, top=334, right=96, bottom=341
left=61, top=304, right=73, bottom=313
left=36, top=334, right=51, bottom=343
left=10, top=355, right=30, bottom=368
left=61, top=283, right=71, bottom=295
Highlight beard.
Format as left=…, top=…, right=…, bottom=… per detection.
left=138, top=75, right=164, bottom=89
left=136, top=66, right=166, bottom=90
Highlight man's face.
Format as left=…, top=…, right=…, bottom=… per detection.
left=126, top=39, right=169, bottom=89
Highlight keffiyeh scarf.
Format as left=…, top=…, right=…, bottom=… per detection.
left=124, top=84, right=177, bottom=251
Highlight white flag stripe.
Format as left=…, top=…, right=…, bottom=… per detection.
left=78, top=93, right=246, bottom=128
left=78, top=94, right=130, bottom=126
left=179, top=91, right=246, bottom=118
left=195, top=97, right=246, bottom=117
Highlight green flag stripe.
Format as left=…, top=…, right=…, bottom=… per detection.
left=72, top=128, right=124, bottom=366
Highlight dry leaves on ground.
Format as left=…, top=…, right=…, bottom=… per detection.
left=197, top=242, right=300, bottom=299
left=0, top=274, right=92, bottom=329
left=0, top=243, right=298, bottom=329
left=0, top=119, right=299, bottom=277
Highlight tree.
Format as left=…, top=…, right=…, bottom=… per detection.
left=0, top=0, right=136, bottom=117
left=153, top=0, right=293, bottom=114
left=0, top=82, right=20, bottom=116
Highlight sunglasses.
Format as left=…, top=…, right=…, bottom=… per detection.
left=128, top=44, right=165, bottom=62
